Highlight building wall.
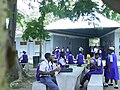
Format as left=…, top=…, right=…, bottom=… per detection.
left=15, top=33, right=89, bottom=61
left=100, top=32, right=115, bottom=59
left=15, top=37, right=40, bottom=60
left=115, top=28, right=120, bottom=60
left=100, top=28, right=120, bottom=60
left=52, top=33, right=89, bottom=57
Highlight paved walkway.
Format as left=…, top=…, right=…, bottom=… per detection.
left=104, top=82, right=120, bottom=90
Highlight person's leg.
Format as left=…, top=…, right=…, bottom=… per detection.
left=80, top=73, right=90, bottom=88
left=114, top=80, right=118, bottom=89
left=108, top=79, right=113, bottom=86
left=104, top=77, right=109, bottom=87
left=52, top=76, right=58, bottom=85
left=40, top=76, right=59, bottom=90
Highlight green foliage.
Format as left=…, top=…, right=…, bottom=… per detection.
left=22, top=18, right=50, bottom=41
left=19, top=0, right=120, bottom=42
left=16, top=12, right=26, bottom=29
left=101, top=6, right=120, bottom=22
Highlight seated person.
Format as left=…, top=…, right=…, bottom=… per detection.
left=76, top=47, right=85, bottom=64
left=38, top=53, right=60, bottom=90
left=80, top=53, right=103, bottom=88
left=68, top=52, right=75, bottom=64
left=49, top=55, right=61, bottom=85
left=58, top=52, right=67, bottom=69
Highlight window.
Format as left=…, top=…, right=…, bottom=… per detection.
left=35, top=41, right=40, bottom=45
left=20, top=41, right=27, bottom=45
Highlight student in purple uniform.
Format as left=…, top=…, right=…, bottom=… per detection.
left=104, top=47, right=119, bottom=89
left=55, top=47, right=60, bottom=59
left=19, top=51, right=28, bottom=68
left=58, top=52, right=66, bottom=70
left=98, top=46, right=102, bottom=59
left=68, top=52, right=75, bottom=64
left=80, top=53, right=103, bottom=88
left=65, top=47, right=70, bottom=60
left=76, top=47, right=85, bottom=64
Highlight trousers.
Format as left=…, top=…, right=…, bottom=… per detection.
left=40, top=76, right=59, bottom=90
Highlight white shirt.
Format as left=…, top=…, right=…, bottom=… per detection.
left=59, top=57, right=66, bottom=65
left=49, top=62, right=57, bottom=71
left=94, top=48, right=98, bottom=53
left=97, top=58, right=102, bottom=66
left=39, top=59, right=49, bottom=72
left=91, top=57, right=101, bottom=66
left=108, top=52, right=114, bottom=62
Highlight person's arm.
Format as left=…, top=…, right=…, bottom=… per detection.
left=96, top=59, right=102, bottom=70
left=18, top=55, right=23, bottom=61
left=108, top=55, right=113, bottom=72
left=76, top=55, right=78, bottom=60
left=39, top=62, right=60, bottom=76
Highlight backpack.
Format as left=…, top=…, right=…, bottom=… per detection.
left=36, top=60, right=44, bottom=81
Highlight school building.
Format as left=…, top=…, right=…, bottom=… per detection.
left=15, top=27, right=120, bottom=61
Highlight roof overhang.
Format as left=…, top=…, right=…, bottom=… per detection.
left=48, top=27, right=119, bottom=38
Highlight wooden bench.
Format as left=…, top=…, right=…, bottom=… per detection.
left=87, top=74, right=103, bottom=90
left=32, top=81, right=46, bottom=90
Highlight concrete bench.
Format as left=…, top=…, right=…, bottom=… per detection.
left=87, top=74, right=103, bottom=90
left=32, top=81, right=46, bottom=90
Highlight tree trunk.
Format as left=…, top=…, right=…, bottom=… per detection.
left=0, top=0, right=9, bottom=89
left=7, top=0, right=23, bottom=82
left=39, top=43, right=42, bottom=62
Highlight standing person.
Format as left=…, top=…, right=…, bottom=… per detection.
left=38, top=53, right=60, bottom=90
left=80, top=53, right=103, bottom=88
left=76, top=47, right=85, bottom=64
left=98, top=46, right=102, bottom=59
left=104, top=47, right=119, bottom=89
left=19, top=51, right=28, bottom=68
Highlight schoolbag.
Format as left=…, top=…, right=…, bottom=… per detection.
left=36, top=60, right=44, bottom=81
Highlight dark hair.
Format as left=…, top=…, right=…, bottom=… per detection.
left=23, top=51, right=26, bottom=54
left=95, top=53, right=100, bottom=56
left=45, top=53, right=51, bottom=59
left=60, top=52, right=65, bottom=58
left=79, top=51, right=82, bottom=53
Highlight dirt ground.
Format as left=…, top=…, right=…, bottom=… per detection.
left=9, top=65, right=36, bottom=90
left=9, top=65, right=120, bottom=90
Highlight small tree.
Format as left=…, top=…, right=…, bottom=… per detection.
left=22, top=18, right=50, bottom=59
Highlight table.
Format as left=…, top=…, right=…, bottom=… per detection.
left=56, top=65, right=85, bottom=90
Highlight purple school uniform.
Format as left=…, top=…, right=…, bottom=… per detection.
left=65, top=51, right=69, bottom=59
left=84, top=57, right=103, bottom=80
left=104, top=53, right=119, bottom=80
left=76, top=53, right=84, bottom=64
left=68, top=54, right=75, bottom=64
left=55, top=50, right=60, bottom=59
left=21, top=54, right=28, bottom=63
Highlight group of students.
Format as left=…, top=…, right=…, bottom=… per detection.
left=36, top=46, right=119, bottom=90
left=53, top=46, right=85, bottom=65
left=80, top=46, right=119, bottom=89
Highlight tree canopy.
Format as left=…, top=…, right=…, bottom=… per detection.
left=20, top=0, right=120, bottom=41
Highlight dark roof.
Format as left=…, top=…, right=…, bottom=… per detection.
left=48, top=27, right=119, bottom=38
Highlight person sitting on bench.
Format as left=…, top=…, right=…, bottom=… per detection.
left=80, top=53, right=103, bottom=88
